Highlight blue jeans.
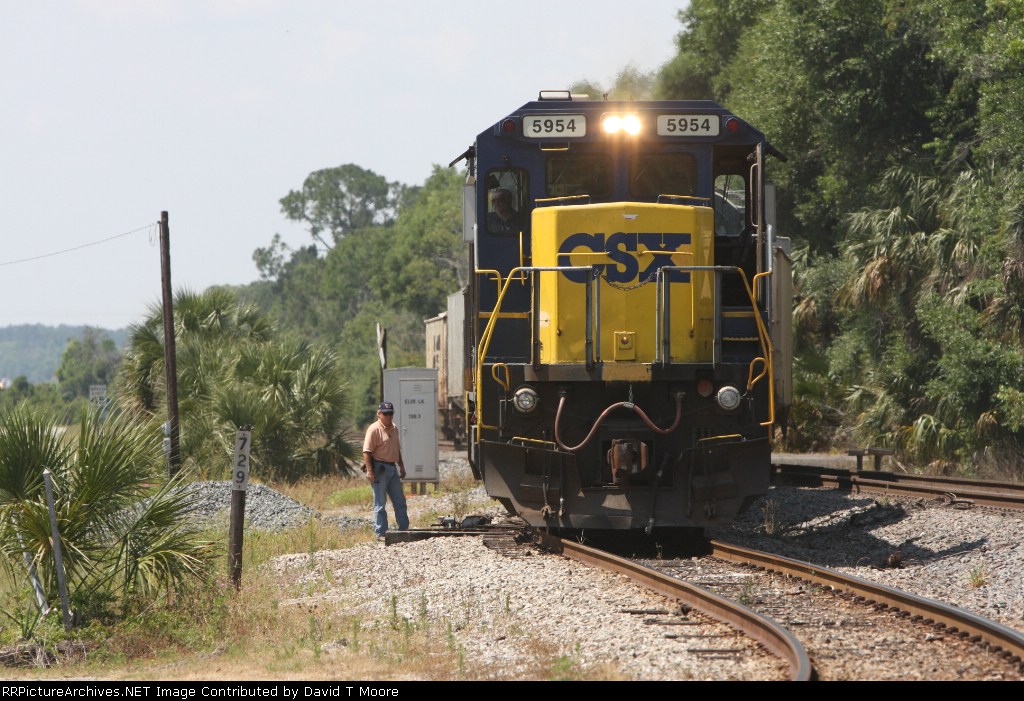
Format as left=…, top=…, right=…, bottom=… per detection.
left=371, top=460, right=409, bottom=536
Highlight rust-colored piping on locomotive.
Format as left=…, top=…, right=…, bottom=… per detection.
left=554, top=393, right=683, bottom=453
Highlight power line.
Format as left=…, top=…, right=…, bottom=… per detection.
left=0, top=223, right=157, bottom=267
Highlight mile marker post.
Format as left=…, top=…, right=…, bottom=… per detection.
left=228, top=426, right=252, bottom=590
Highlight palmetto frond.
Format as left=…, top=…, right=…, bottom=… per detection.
left=0, top=405, right=213, bottom=614
left=0, top=406, right=73, bottom=504
left=118, top=287, right=356, bottom=482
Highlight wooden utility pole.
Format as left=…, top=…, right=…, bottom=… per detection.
left=159, top=211, right=181, bottom=477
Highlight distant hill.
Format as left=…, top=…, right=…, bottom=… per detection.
left=0, top=325, right=129, bottom=384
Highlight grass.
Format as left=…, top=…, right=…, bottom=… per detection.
left=0, top=463, right=614, bottom=681
left=737, top=579, right=755, bottom=606
left=968, top=564, right=987, bottom=588
left=760, top=497, right=782, bottom=536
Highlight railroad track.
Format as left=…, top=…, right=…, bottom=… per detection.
left=772, top=462, right=1024, bottom=510
left=530, top=531, right=810, bottom=680
left=530, top=532, right=1024, bottom=681
left=395, top=454, right=1024, bottom=678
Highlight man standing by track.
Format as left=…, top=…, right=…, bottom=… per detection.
left=362, top=401, right=409, bottom=539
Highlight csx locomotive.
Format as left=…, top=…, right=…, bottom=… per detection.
left=448, top=91, right=792, bottom=537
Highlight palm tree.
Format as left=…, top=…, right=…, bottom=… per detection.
left=118, top=288, right=358, bottom=482
left=825, top=166, right=1024, bottom=470
left=119, top=288, right=275, bottom=415
left=0, top=405, right=214, bottom=618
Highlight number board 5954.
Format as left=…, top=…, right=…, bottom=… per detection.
left=523, top=114, right=587, bottom=138
left=657, top=114, right=720, bottom=136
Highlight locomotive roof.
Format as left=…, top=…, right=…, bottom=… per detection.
left=479, top=91, right=784, bottom=160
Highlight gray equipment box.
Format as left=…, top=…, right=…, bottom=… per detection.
left=383, top=368, right=439, bottom=485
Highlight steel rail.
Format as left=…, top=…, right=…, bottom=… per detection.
left=772, top=463, right=1024, bottom=510
left=534, top=532, right=813, bottom=681
left=709, top=539, right=1024, bottom=665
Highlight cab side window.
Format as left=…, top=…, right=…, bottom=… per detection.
left=714, top=173, right=747, bottom=237
left=485, top=169, right=528, bottom=235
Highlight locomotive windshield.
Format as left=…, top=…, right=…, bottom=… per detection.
left=545, top=153, right=612, bottom=199
left=543, top=151, right=697, bottom=202
left=629, top=152, right=696, bottom=199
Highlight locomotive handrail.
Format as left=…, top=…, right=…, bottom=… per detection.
left=751, top=269, right=773, bottom=306
left=477, top=261, right=778, bottom=435
left=746, top=272, right=777, bottom=428
left=476, top=268, right=531, bottom=318
left=510, top=436, right=558, bottom=450
left=556, top=249, right=696, bottom=364
left=656, top=194, right=711, bottom=205
left=656, top=264, right=776, bottom=428
left=655, top=265, right=749, bottom=364
left=476, top=269, right=503, bottom=304
left=492, top=363, right=510, bottom=392
left=535, top=194, right=591, bottom=206
left=475, top=264, right=595, bottom=432
left=747, top=356, right=769, bottom=390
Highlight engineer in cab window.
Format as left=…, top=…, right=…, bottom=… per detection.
left=487, top=188, right=521, bottom=234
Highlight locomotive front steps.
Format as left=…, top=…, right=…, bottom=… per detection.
left=721, top=307, right=761, bottom=361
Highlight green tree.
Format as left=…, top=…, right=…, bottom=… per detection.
left=721, top=0, right=943, bottom=253
left=251, top=244, right=332, bottom=343
left=650, top=0, right=1024, bottom=474
left=278, top=163, right=397, bottom=250
left=654, top=0, right=771, bottom=101
left=571, top=64, right=658, bottom=101
left=378, top=165, right=467, bottom=319
left=55, top=328, right=121, bottom=401
left=210, top=339, right=359, bottom=481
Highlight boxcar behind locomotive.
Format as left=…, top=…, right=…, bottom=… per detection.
left=448, top=91, right=793, bottom=537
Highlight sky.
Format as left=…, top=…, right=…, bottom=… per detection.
left=0, top=1, right=685, bottom=330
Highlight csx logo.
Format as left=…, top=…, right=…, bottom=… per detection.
left=557, top=232, right=692, bottom=283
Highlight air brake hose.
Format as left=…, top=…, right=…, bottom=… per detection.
left=554, top=393, right=683, bottom=453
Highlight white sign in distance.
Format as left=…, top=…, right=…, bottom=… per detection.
left=232, top=429, right=252, bottom=491
left=89, top=385, right=107, bottom=402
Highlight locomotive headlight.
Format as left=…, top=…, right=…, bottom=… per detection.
left=603, top=114, right=623, bottom=133
left=715, top=385, right=742, bottom=412
left=512, top=387, right=540, bottom=414
left=602, top=113, right=642, bottom=135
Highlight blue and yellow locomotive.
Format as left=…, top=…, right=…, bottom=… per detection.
left=450, top=91, right=792, bottom=537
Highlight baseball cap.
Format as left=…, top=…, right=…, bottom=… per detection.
left=378, top=401, right=394, bottom=413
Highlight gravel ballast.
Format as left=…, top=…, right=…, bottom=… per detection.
left=184, top=451, right=1024, bottom=680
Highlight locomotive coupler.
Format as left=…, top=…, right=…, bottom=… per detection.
left=608, top=438, right=648, bottom=487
